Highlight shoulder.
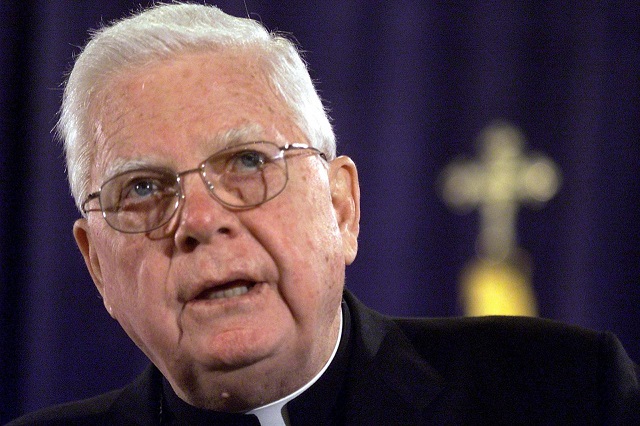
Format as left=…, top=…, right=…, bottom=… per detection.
left=393, top=315, right=640, bottom=419
left=346, top=290, right=613, bottom=367
left=6, top=365, right=160, bottom=426
left=344, top=290, right=640, bottom=421
left=396, top=314, right=606, bottom=355
left=393, top=315, right=630, bottom=378
left=5, top=389, right=123, bottom=426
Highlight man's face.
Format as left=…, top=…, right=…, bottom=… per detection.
left=73, top=51, right=359, bottom=410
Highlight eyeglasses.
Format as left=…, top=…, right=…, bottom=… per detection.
left=82, top=141, right=326, bottom=234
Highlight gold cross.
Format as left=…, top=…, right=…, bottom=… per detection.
left=440, top=121, right=561, bottom=316
left=441, top=121, right=560, bottom=262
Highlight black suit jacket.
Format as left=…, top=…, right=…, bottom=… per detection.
left=7, top=290, right=640, bottom=425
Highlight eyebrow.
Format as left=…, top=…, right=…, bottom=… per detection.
left=100, top=124, right=272, bottom=181
left=208, top=124, right=269, bottom=151
left=102, top=158, right=172, bottom=182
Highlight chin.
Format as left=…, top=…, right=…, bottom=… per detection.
left=191, top=327, right=291, bottom=371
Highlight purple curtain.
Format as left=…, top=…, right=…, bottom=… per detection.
left=2, top=0, right=639, bottom=422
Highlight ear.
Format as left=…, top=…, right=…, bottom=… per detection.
left=328, top=156, right=360, bottom=265
left=73, top=218, right=114, bottom=318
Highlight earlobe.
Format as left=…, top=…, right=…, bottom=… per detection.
left=73, top=219, right=113, bottom=317
left=329, top=156, right=361, bottom=265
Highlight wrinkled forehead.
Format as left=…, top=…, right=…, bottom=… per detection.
left=90, top=50, right=280, bottom=135
left=88, top=51, right=302, bottom=184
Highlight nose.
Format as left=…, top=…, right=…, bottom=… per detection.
left=173, top=172, right=239, bottom=252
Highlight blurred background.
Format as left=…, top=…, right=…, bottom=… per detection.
left=1, top=0, right=638, bottom=422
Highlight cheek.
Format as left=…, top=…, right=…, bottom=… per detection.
left=278, top=187, right=340, bottom=259
left=94, top=235, right=176, bottom=353
left=95, top=234, right=168, bottom=314
left=265, top=176, right=345, bottom=307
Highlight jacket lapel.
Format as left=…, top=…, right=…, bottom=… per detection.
left=342, top=290, right=446, bottom=424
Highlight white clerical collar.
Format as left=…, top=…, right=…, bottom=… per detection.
left=247, top=307, right=343, bottom=426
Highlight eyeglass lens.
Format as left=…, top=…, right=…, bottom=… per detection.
left=98, top=142, right=288, bottom=233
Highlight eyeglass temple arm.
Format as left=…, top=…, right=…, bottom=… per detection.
left=282, top=143, right=327, bottom=160
left=82, top=192, right=102, bottom=213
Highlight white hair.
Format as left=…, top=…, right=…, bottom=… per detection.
left=57, top=2, right=336, bottom=212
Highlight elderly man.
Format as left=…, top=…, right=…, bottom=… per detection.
left=9, top=3, right=639, bottom=425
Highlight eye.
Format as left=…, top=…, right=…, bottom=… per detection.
left=227, top=150, right=268, bottom=173
left=116, top=172, right=176, bottom=202
left=128, top=179, right=158, bottom=198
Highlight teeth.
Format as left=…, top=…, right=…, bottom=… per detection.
left=207, top=285, right=249, bottom=300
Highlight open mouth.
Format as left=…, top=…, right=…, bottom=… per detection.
left=195, top=280, right=257, bottom=301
